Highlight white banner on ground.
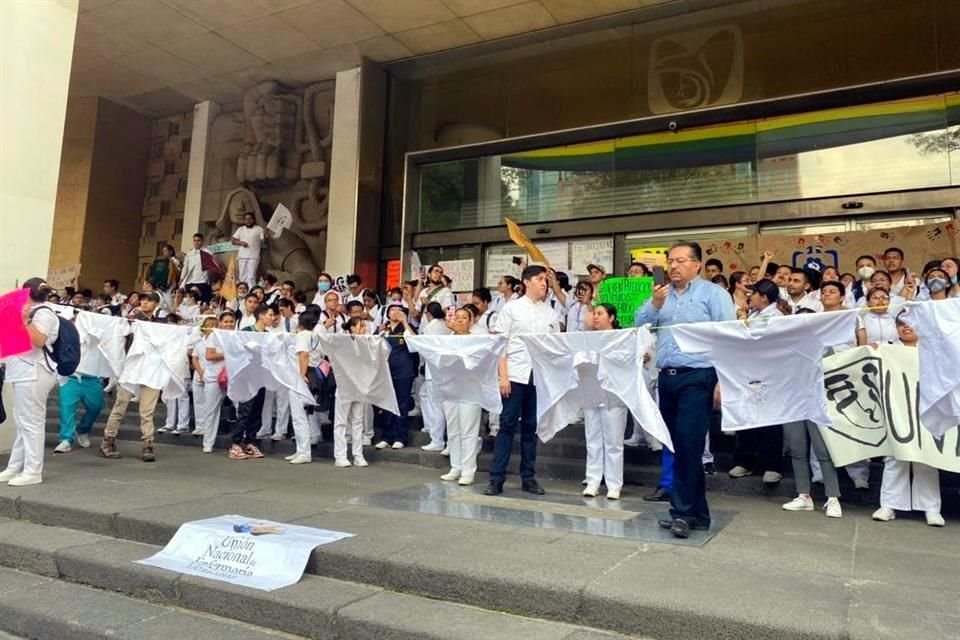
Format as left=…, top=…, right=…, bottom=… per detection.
left=135, top=515, right=354, bottom=591
left=821, top=345, right=960, bottom=472
left=438, top=258, right=475, bottom=292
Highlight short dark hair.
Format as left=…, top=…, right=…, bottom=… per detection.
left=462, top=303, right=480, bottom=318
left=425, top=301, right=444, bottom=320
left=346, top=274, right=362, bottom=286
left=883, top=247, right=904, bottom=259
left=856, top=254, right=875, bottom=265
left=820, top=280, right=846, bottom=296
left=193, top=233, right=204, bottom=241
left=297, top=311, right=319, bottom=331
left=141, top=291, right=161, bottom=303
left=281, top=279, right=296, bottom=289
left=104, top=279, right=119, bottom=290
left=922, top=260, right=942, bottom=276
left=790, top=267, right=809, bottom=281
left=245, top=293, right=259, bottom=302
left=765, top=262, right=779, bottom=277
left=278, top=298, right=294, bottom=310
left=669, top=241, right=702, bottom=262
left=753, top=279, right=780, bottom=304
left=705, top=258, right=723, bottom=271
left=629, top=262, right=650, bottom=275
left=472, top=287, right=492, bottom=304
left=253, top=304, right=271, bottom=320
left=342, top=317, right=366, bottom=333
left=345, top=300, right=364, bottom=312
left=521, top=265, right=547, bottom=281
left=502, top=275, right=520, bottom=289
left=293, top=291, right=307, bottom=304
left=263, top=273, right=278, bottom=286
left=242, top=212, right=255, bottom=219
left=218, top=311, right=236, bottom=321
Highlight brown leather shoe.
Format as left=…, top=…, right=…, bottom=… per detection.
left=142, top=441, right=156, bottom=463
left=100, top=436, right=121, bottom=459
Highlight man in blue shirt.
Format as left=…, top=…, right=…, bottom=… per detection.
left=635, top=241, right=735, bottom=538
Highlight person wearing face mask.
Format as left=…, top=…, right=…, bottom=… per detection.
left=941, top=257, right=960, bottom=298
left=231, top=212, right=270, bottom=287
left=0, top=279, right=61, bottom=486
left=852, top=255, right=877, bottom=302
left=858, top=270, right=908, bottom=309
left=311, top=272, right=335, bottom=306
left=924, top=268, right=952, bottom=301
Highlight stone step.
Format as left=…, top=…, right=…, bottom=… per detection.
left=0, top=519, right=641, bottom=640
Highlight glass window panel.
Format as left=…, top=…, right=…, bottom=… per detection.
left=761, top=221, right=849, bottom=236
left=852, top=213, right=953, bottom=231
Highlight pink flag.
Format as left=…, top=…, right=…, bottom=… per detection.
left=0, top=289, right=32, bottom=359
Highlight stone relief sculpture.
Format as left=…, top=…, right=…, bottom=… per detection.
left=210, top=80, right=335, bottom=286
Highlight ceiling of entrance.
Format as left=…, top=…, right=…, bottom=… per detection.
left=70, top=0, right=673, bottom=117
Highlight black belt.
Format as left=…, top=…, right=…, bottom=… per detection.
left=662, top=367, right=700, bottom=376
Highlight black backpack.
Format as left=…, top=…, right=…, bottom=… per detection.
left=29, top=307, right=81, bottom=376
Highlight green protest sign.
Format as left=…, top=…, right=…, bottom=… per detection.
left=596, top=277, right=653, bottom=327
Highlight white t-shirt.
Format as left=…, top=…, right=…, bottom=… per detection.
left=238, top=311, right=256, bottom=331
left=201, top=333, right=225, bottom=383
left=6, top=303, right=60, bottom=382
left=295, top=329, right=322, bottom=367
left=492, top=296, right=562, bottom=384
left=232, top=225, right=265, bottom=261
left=910, top=297, right=960, bottom=437
left=857, top=311, right=899, bottom=345
left=786, top=292, right=823, bottom=313
left=673, top=311, right=858, bottom=431
left=417, top=285, right=455, bottom=311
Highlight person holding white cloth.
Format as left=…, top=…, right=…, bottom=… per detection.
left=440, top=307, right=484, bottom=485
left=0, top=278, right=60, bottom=487
left=196, top=312, right=235, bottom=453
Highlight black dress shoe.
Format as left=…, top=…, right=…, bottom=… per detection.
left=521, top=479, right=545, bottom=495
left=658, top=517, right=709, bottom=531
left=703, top=462, right=717, bottom=476
left=484, top=481, right=503, bottom=496
left=670, top=519, right=690, bottom=539
left=643, top=487, right=671, bottom=502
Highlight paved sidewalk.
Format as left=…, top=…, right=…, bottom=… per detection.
left=1, top=441, right=958, bottom=640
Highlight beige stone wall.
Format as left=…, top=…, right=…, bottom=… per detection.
left=137, top=111, right=193, bottom=286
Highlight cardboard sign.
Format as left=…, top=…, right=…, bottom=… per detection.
left=821, top=345, right=960, bottom=472
left=630, top=248, right=668, bottom=269
left=571, top=239, right=613, bottom=275
left=506, top=217, right=549, bottom=265
left=596, top=277, right=654, bottom=328
left=266, top=203, right=293, bottom=238
left=438, top=259, right=475, bottom=292
left=485, top=254, right=525, bottom=288
left=136, top=515, right=353, bottom=592
left=47, top=264, right=81, bottom=291
left=386, top=259, right=401, bottom=290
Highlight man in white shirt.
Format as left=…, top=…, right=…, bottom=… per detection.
left=344, top=274, right=365, bottom=305
left=178, top=233, right=214, bottom=302
left=0, top=278, right=60, bottom=487
left=485, top=265, right=561, bottom=496
left=884, top=247, right=909, bottom=297
left=785, top=268, right=822, bottom=313
left=414, top=265, right=455, bottom=321
left=231, top=212, right=269, bottom=287
left=103, top=279, right=126, bottom=307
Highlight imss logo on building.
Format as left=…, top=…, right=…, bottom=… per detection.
left=648, top=25, right=744, bottom=114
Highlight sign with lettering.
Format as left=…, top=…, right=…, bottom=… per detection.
left=136, top=515, right=354, bottom=591
left=596, top=277, right=654, bottom=328
left=571, top=238, right=613, bottom=275
left=47, top=264, right=81, bottom=291
left=386, top=259, right=401, bottom=290
left=438, top=259, right=475, bottom=292
left=821, top=345, right=960, bottom=472
left=485, top=253, right=525, bottom=288
left=266, top=203, right=293, bottom=238
left=207, top=242, right=235, bottom=254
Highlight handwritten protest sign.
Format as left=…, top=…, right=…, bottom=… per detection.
left=596, top=277, right=653, bottom=327
left=386, top=259, right=401, bottom=290
left=821, top=345, right=960, bottom=472
left=438, top=259, right=475, bottom=292
left=267, top=203, right=293, bottom=237
left=136, top=515, right=353, bottom=592
left=485, top=254, right=525, bottom=288
left=571, top=239, right=613, bottom=274
left=47, top=264, right=81, bottom=291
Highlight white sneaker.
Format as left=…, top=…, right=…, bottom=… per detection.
left=441, top=447, right=450, bottom=457
left=458, top=475, right=474, bottom=486
left=362, top=437, right=372, bottom=446
left=440, top=471, right=460, bottom=481
left=284, top=453, right=298, bottom=461
left=334, top=459, right=352, bottom=468
left=583, top=485, right=599, bottom=497
left=191, top=429, right=203, bottom=437
left=202, top=446, right=213, bottom=454
left=75, top=434, right=91, bottom=449
left=872, top=507, right=896, bottom=522
left=8, top=474, right=42, bottom=487
left=289, top=455, right=312, bottom=465
left=174, top=428, right=190, bottom=435
left=157, top=426, right=171, bottom=434
left=408, top=406, right=421, bottom=417
left=853, top=477, right=870, bottom=490
left=271, top=433, right=285, bottom=441
left=354, top=456, right=369, bottom=468
left=391, top=442, right=405, bottom=449
left=623, top=437, right=641, bottom=447
left=0, top=469, right=19, bottom=482
left=421, top=443, right=444, bottom=452
left=782, top=495, right=814, bottom=511
left=762, top=471, right=783, bottom=484
left=488, top=427, right=499, bottom=437
left=255, top=429, right=272, bottom=439
left=375, top=441, right=389, bottom=449
left=606, top=488, right=621, bottom=500
left=53, top=440, right=72, bottom=454
left=824, top=498, right=842, bottom=519
left=926, top=511, right=946, bottom=527
left=728, top=466, right=752, bottom=478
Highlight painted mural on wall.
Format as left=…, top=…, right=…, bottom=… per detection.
left=204, top=80, right=334, bottom=287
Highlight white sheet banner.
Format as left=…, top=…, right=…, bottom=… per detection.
left=136, top=515, right=354, bottom=591
left=821, top=345, right=960, bottom=472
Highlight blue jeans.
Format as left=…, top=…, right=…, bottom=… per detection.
left=658, top=367, right=717, bottom=527
left=384, top=376, right=413, bottom=444
left=489, top=380, right=538, bottom=485
left=58, top=375, right=104, bottom=442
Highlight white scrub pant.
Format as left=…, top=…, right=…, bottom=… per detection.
left=237, top=257, right=259, bottom=288
left=363, top=403, right=374, bottom=440
left=164, top=382, right=191, bottom=430
left=442, top=401, right=481, bottom=479
left=5, top=367, right=58, bottom=477
left=419, top=380, right=446, bottom=446
left=583, top=403, right=627, bottom=492
left=191, top=378, right=204, bottom=428
left=334, top=394, right=365, bottom=462
left=287, top=390, right=311, bottom=458
left=879, top=458, right=941, bottom=513
left=199, top=382, right=224, bottom=450
left=811, top=457, right=870, bottom=484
